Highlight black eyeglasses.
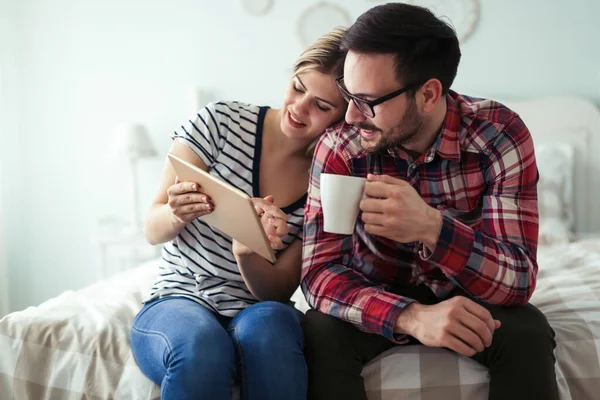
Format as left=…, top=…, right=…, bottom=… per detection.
left=336, top=76, right=422, bottom=118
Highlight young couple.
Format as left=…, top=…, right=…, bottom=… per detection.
left=130, top=3, right=558, bottom=400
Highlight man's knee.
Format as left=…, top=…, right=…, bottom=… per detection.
left=495, top=304, right=555, bottom=353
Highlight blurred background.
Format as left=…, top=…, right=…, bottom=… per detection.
left=0, top=0, right=598, bottom=317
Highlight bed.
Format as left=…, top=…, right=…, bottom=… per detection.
left=2, top=96, right=600, bottom=399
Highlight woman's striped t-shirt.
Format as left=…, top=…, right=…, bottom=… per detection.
left=144, top=101, right=306, bottom=317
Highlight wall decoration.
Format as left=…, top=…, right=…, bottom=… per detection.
left=297, top=2, right=351, bottom=47
left=241, top=0, right=273, bottom=16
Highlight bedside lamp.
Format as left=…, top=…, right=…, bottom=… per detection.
left=109, top=123, right=157, bottom=234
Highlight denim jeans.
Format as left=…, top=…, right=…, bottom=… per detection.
left=130, top=296, right=307, bottom=400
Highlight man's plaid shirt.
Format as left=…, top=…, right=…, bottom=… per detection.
left=301, top=91, right=539, bottom=342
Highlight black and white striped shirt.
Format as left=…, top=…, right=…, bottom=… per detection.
left=145, top=101, right=306, bottom=316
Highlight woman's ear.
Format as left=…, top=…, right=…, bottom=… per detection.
left=419, top=78, right=443, bottom=113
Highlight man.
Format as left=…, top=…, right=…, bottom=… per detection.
left=301, top=3, right=558, bottom=400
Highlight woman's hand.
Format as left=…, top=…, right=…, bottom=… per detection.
left=253, top=195, right=290, bottom=249
left=232, top=195, right=289, bottom=257
left=167, top=177, right=214, bottom=224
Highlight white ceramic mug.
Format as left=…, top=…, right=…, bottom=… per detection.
left=320, top=173, right=367, bottom=235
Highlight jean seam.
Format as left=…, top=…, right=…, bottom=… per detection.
left=131, top=324, right=174, bottom=365
left=232, top=326, right=249, bottom=400
left=132, top=297, right=174, bottom=326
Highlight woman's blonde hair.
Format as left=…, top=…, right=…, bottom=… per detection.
left=293, top=27, right=348, bottom=157
left=293, top=26, right=347, bottom=78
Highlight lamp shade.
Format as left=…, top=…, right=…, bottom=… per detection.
left=109, top=123, right=158, bottom=160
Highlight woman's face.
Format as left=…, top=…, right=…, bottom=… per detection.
left=280, top=69, right=346, bottom=142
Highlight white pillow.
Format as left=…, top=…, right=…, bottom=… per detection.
left=536, top=143, right=574, bottom=245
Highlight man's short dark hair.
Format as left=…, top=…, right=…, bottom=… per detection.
left=341, top=3, right=461, bottom=94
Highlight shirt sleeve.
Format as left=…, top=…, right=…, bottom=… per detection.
left=301, top=130, right=416, bottom=342
left=171, top=102, right=224, bottom=167
left=422, top=116, right=539, bottom=306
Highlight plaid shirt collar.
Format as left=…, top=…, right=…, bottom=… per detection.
left=386, top=90, right=462, bottom=163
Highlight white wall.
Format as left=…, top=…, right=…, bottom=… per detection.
left=455, top=0, right=600, bottom=101
left=2, top=0, right=599, bottom=312
left=0, top=173, right=6, bottom=318
left=0, top=98, right=7, bottom=318
left=0, top=0, right=20, bottom=317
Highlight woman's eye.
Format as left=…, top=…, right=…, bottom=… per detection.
left=293, top=85, right=304, bottom=93
left=316, top=103, right=330, bottom=112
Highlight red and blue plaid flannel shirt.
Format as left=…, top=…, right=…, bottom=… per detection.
left=301, top=91, right=539, bottom=342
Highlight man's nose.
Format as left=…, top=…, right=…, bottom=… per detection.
left=345, top=100, right=366, bottom=125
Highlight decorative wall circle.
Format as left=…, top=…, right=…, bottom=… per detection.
left=297, top=3, right=351, bottom=47
left=241, top=0, right=273, bottom=16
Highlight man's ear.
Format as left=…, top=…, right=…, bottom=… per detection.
left=418, top=78, right=443, bottom=113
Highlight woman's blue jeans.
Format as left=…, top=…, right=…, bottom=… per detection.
left=130, top=297, right=307, bottom=400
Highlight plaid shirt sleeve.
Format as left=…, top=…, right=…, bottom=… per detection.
left=301, top=131, right=415, bottom=342
left=422, top=116, right=539, bottom=306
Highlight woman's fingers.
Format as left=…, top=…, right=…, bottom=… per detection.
left=263, top=203, right=288, bottom=220
left=168, top=185, right=213, bottom=224
left=171, top=193, right=210, bottom=206
left=168, top=181, right=201, bottom=197
left=178, top=202, right=213, bottom=215
left=251, top=198, right=290, bottom=243
left=260, top=210, right=289, bottom=237
left=268, top=217, right=290, bottom=236
left=263, top=195, right=275, bottom=204
left=267, top=235, right=284, bottom=250
left=251, top=198, right=288, bottom=221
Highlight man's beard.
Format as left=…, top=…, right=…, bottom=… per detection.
left=357, top=98, right=424, bottom=154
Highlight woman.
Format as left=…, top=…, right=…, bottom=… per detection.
left=130, top=28, right=347, bottom=400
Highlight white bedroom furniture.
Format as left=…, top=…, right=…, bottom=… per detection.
left=94, top=226, right=159, bottom=279
left=501, top=96, right=600, bottom=235
left=94, top=123, right=160, bottom=278
left=108, top=123, right=158, bottom=235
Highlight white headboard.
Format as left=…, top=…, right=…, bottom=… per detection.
left=501, top=97, right=600, bottom=235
